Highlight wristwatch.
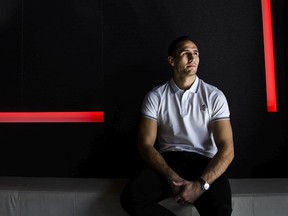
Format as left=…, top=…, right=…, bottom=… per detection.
left=197, top=177, right=210, bottom=191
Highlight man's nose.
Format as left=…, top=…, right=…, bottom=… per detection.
left=188, top=53, right=194, bottom=61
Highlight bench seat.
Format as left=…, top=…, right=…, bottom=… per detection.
left=0, top=177, right=287, bottom=216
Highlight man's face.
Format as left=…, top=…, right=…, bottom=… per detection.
left=169, top=40, right=200, bottom=77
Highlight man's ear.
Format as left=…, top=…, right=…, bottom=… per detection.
left=168, top=56, right=174, bottom=66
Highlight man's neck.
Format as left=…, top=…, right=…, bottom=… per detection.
left=173, top=75, right=196, bottom=90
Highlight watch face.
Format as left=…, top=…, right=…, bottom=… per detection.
left=198, top=178, right=210, bottom=191
left=204, top=182, right=210, bottom=190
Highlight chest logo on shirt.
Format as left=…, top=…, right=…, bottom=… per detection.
left=201, top=104, right=207, bottom=111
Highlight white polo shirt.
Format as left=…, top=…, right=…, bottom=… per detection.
left=141, top=76, right=230, bottom=158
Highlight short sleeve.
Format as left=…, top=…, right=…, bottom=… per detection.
left=210, top=90, right=230, bottom=121
left=141, top=90, right=160, bottom=121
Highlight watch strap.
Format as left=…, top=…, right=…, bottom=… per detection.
left=197, top=177, right=210, bottom=191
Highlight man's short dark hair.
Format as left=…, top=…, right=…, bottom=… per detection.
left=168, top=35, right=194, bottom=57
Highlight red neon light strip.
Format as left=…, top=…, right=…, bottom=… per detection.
left=0, top=111, right=104, bottom=123
left=261, top=0, right=277, bottom=112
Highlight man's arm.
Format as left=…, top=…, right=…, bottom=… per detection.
left=137, top=116, right=183, bottom=185
left=200, top=119, right=235, bottom=185
left=174, top=119, right=234, bottom=204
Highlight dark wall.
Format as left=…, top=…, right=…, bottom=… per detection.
left=0, top=0, right=287, bottom=178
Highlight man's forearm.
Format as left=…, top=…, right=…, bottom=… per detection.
left=200, top=146, right=234, bottom=184
left=139, top=146, right=177, bottom=181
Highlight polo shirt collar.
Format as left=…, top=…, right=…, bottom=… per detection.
left=170, top=76, right=199, bottom=93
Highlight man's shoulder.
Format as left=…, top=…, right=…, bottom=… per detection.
left=150, top=80, right=171, bottom=94
left=198, top=78, right=222, bottom=94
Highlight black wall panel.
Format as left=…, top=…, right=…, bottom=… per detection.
left=0, top=0, right=287, bottom=178
left=0, top=0, right=22, bottom=111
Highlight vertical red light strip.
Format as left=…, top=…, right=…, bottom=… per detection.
left=261, top=0, right=277, bottom=112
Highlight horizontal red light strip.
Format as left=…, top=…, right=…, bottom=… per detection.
left=261, top=0, right=277, bottom=112
left=0, top=111, right=104, bottom=123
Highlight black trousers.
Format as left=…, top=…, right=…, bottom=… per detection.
left=120, top=151, right=232, bottom=216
